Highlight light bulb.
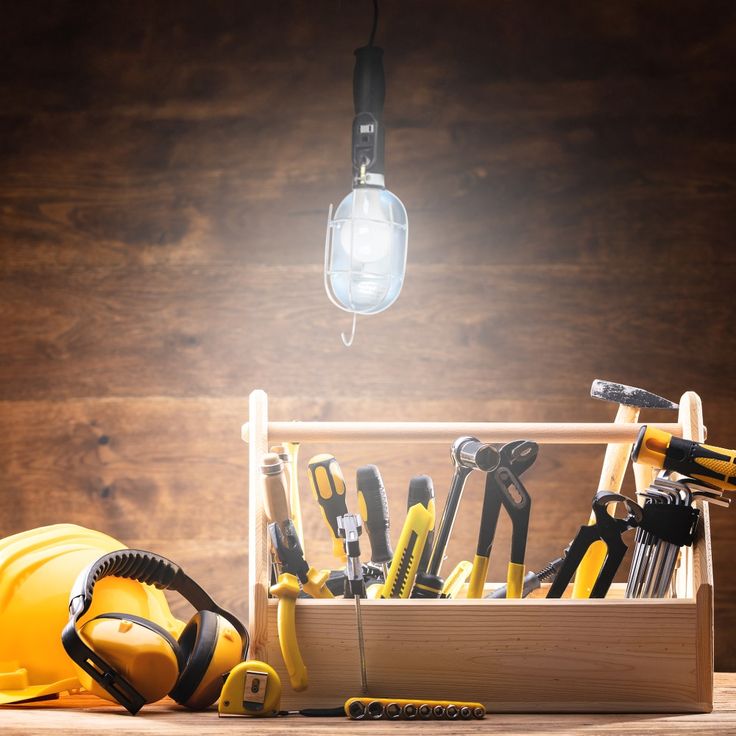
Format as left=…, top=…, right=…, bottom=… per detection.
left=325, top=184, right=408, bottom=316
left=338, top=187, right=392, bottom=262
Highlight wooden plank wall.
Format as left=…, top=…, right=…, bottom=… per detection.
left=1, top=1, right=734, bottom=668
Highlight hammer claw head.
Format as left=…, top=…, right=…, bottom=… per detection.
left=590, top=379, right=678, bottom=410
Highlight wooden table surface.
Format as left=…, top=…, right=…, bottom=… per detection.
left=2, top=674, right=735, bottom=735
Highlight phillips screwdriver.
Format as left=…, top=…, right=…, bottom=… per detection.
left=632, top=426, right=736, bottom=492
left=406, top=475, right=435, bottom=578
left=356, top=465, right=393, bottom=580
left=308, top=453, right=349, bottom=562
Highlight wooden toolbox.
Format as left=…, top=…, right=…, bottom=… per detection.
left=242, top=389, right=713, bottom=713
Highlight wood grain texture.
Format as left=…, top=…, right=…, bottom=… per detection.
left=1, top=0, right=735, bottom=671
left=265, top=596, right=704, bottom=712
left=2, top=673, right=736, bottom=734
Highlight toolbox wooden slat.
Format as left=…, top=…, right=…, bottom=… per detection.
left=244, top=389, right=714, bottom=713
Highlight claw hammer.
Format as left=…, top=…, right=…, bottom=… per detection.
left=572, top=380, right=678, bottom=598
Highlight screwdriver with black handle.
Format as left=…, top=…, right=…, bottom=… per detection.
left=632, top=426, right=736, bottom=492
left=356, top=465, right=393, bottom=580
left=307, top=453, right=349, bottom=563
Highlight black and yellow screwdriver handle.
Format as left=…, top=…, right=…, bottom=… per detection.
left=307, top=454, right=349, bottom=562
left=633, top=426, right=736, bottom=491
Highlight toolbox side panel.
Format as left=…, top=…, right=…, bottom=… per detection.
left=266, top=597, right=704, bottom=712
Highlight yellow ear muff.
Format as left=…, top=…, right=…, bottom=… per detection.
left=77, top=614, right=182, bottom=704
left=171, top=611, right=244, bottom=710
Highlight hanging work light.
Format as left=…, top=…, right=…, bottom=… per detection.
left=324, top=1, right=408, bottom=346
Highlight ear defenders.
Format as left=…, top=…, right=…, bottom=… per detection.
left=61, top=549, right=248, bottom=715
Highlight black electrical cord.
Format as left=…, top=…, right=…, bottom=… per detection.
left=368, top=0, right=379, bottom=46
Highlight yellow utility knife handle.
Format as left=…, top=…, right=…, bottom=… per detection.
left=506, top=561, right=525, bottom=599
left=269, top=573, right=307, bottom=692
left=442, top=560, right=473, bottom=599
left=380, top=504, right=431, bottom=599
left=466, top=554, right=490, bottom=599
left=307, top=454, right=349, bottom=562
left=301, top=567, right=334, bottom=599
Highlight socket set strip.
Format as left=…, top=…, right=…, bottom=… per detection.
left=345, top=697, right=486, bottom=721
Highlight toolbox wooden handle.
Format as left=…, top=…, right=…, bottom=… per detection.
left=242, top=420, right=684, bottom=444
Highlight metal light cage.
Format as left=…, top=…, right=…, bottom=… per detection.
left=324, top=186, right=408, bottom=316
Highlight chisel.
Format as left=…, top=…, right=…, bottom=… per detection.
left=307, top=453, right=349, bottom=562
left=356, top=465, right=393, bottom=580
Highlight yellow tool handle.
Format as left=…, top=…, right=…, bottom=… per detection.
left=466, top=554, right=490, bottom=599
left=285, top=442, right=305, bottom=550
left=506, top=561, right=525, bottom=599
left=572, top=403, right=638, bottom=598
left=442, top=560, right=473, bottom=599
left=269, top=573, right=307, bottom=692
left=301, top=567, right=334, bottom=599
left=307, top=454, right=349, bottom=562
left=633, top=425, right=736, bottom=492
left=380, top=504, right=432, bottom=598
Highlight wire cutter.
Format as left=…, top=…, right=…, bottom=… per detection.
left=467, top=440, right=537, bottom=599
left=546, top=491, right=643, bottom=599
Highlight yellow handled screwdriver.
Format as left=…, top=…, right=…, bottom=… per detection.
left=632, top=426, right=736, bottom=491
left=308, top=454, right=349, bottom=563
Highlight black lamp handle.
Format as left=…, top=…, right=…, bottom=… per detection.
left=352, top=46, right=385, bottom=182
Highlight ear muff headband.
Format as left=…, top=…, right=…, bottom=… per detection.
left=61, top=549, right=248, bottom=715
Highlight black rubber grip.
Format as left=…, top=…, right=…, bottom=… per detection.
left=353, top=46, right=385, bottom=116
left=82, top=550, right=180, bottom=601
left=410, top=571, right=443, bottom=599
left=357, top=465, right=393, bottom=564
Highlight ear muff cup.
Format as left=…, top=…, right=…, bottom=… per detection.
left=77, top=613, right=183, bottom=704
left=170, top=610, right=244, bottom=710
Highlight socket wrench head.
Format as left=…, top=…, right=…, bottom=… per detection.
left=348, top=700, right=367, bottom=719
left=402, top=703, right=418, bottom=719
left=367, top=701, right=384, bottom=719
left=452, top=436, right=500, bottom=472
left=385, top=703, right=402, bottom=719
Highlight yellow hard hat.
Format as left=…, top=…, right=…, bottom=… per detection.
left=0, top=524, right=184, bottom=705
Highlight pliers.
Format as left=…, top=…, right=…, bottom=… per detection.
left=268, top=520, right=333, bottom=692
left=467, top=440, right=537, bottom=599
left=546, top=491, right=643, bottom=599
